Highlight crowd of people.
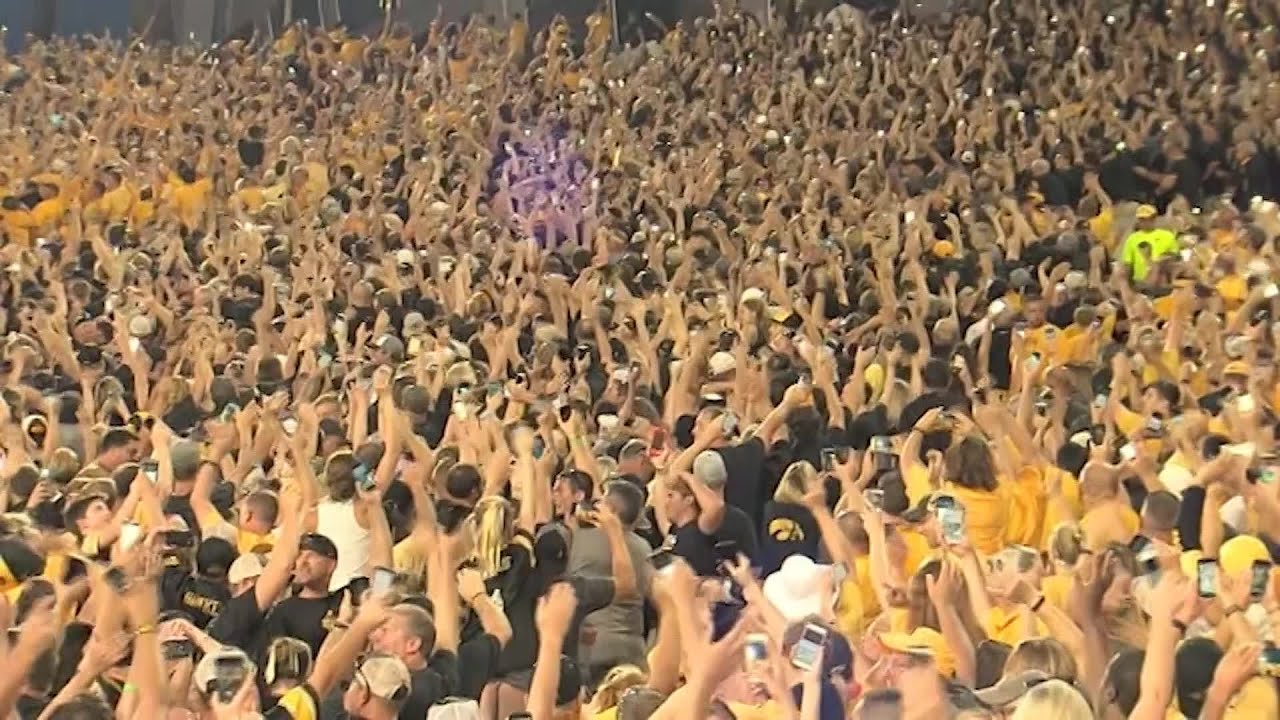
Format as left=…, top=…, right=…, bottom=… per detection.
left=1, top=0, right=1280, bottom=717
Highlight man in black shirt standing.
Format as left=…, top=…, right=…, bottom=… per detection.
left=368, top=603, right=461, bottom=719
left=897, top=356, right=971, bottom=436
left=661, top=454, right=758, bottom=577
left=692, top=451, right=759, bottom=562
left=259, top=533, right=345, bottom=660
left=206, top=454, right=308, bottom=653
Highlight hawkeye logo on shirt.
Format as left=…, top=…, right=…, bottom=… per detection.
left=768, top=518, right=805, bottom=542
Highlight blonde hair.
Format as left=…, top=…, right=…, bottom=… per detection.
left=589, top=665, right=647, bottom=712
left=774, top=460, right=817, bottom=505
left=1009, top=679, right=1091, bottom=720
left=473, top=497, right=514, bottom=579
left=1004, top=638, right=1078, bottom=685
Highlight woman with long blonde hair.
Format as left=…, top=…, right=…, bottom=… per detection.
left=761, top=460, right=822, bottom=574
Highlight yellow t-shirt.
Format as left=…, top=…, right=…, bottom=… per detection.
left=130, top=200, right=155, bottom=227
left=1217, top=275, right=1248, bottom=310
left=101, top=185, right=134, bottom=223
left=853, top=555, right=880, bottom=617
left=170, top=178, right=212, bottom=227
left=1080, top=502, right=1140, bottom=551
left=508, top=21, right=528, bottom=61
left=30, top=197, right=67, bottom=230
left=898, top=528, right=935, bottom=578
left=1089, top=208, right=1115, bottom=248
left=945, top=467, right=1046, bottom=555
left=393, top=536, right=429, bottom=588
left=272, top=684, right=319, bottom=720
left=338, top=38, right=368, bottom=65
left=725, top=701, right=788, bottom=720
left=1021, top=325, right=1056, bottom=360
left=1041, top=574, right=1073, bottom=612
left=982, top=605, right=1050, bottom=646
left=274, top=28, right=301, bottom=56
left=2, top=208, right=35, bottom=244
left=1139, top=349, right=1179, bottom=386
left=903, top=462, right=933, bottom=508
left=237, top=529, right=274, bottom=555
left=834, top=575, right=866, bottom=639
left=1115, top=404, right=1166, bottom=456
left=1038, top=467, right=1082, bottom=550
left=1152, top=294, right=1178, bottom=321
left=448, top=55, right=473, bottom=85
left=1053, top=322, right=1110, bottom=366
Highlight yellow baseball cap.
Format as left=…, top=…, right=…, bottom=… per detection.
left=932, top=240, right=956, bottom=258
left=1220, top=535, right=1271, bottom=576
left=1223, top=361, right=1250, bottom=378
left=1136, top=204, right=1159, bottom=219
left=879, top=627, right=957, bottom=677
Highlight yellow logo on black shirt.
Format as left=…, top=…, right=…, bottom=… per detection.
left=768, top=518, right=805, bottom=543
left=183, top=591, right=223, bottom=617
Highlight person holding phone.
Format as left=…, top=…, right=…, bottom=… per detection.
left=566, top=480, right=652, bottom=689
left=935, top=432, right=1045, bottom=556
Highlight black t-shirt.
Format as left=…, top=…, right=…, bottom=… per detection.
left=481, top=531, right=615, bottom=676
left=1168, top=156, right=1204, bottom=206
left=207, top=590, right=265, bottom=652
left=399, top=650, right=459, bottom=720
left=454, top=633, right=503, bottom=700
left=669, top=505, right=759, bottom=576
left=1036, top=172, right=1070, bottom=207
left=53, top=622, right=92, bottom=693
left=163, top=494, right=201, bottom=538
left=160, top=568, right=230, bottom=629
left=484, top=532, right=542, bottom=675
left=260, top=590, right=344, bottom=660
left=760, top=501, right=821, bottom=575
left=1047, top=297, right=1084, bottom=329
left=718, top=505, right=760, bottom=566
left=717, top=437, right=767, bottom=528
left=1099, top=152, right=1140, bottom=202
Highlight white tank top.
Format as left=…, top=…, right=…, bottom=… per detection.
left=316, top=500, right=371, bottom=592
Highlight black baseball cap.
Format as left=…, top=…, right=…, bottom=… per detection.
left=300, top=533, right=339, bottom=561
left=196, top=537, right=237, bottom=580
